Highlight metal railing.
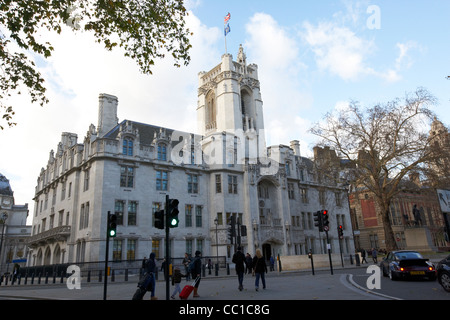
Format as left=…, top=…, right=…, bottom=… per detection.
left=0, top=255, right=227, bottom=286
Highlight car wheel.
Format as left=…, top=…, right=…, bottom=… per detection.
left=389, top=269, right=398, bottom=281
left=439, top=272, right=450, bottom=292
left=381, top=265, right=388, bottom=277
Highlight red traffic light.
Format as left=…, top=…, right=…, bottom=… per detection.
left=322, top=210, right=328, bottom=215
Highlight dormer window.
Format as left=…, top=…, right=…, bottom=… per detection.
left=157, top=143, right=167, bottom=161
left=123, top=138, right=133, bottom=156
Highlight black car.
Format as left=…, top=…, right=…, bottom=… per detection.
left=436, top=254, right=450, bottom=292
left=380, top=250, right=436, bottom=281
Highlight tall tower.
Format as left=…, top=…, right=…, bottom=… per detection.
left=197, top=45, right=266, bottom=166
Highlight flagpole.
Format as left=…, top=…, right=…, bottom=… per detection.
left=224, top=13, right=230, bottom=54
left=225, top=26, right=228, bottom=54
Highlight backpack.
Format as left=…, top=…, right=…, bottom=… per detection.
left=187, top=258, right=197, bottom=273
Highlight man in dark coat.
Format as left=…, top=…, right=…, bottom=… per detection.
left=232, top=246, right=246, bottom=291
left=190, top=250, right=202, bottom=297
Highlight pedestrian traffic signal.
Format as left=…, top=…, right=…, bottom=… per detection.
left=338, top=225, right=344, bottom=239
left=107, top=212, right=117, bottom=237
left=314, top=211, right=323, bottom=232
left=228, top=216, right=236, bottom=244
left=322, top=210, right=329, bottom=228
left=155, top=210, right=165, bottom=229
left=167, top=198, right=179, bottom=228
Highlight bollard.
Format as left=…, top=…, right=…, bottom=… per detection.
left=87, top=270, right=91, bottom=283
left=45, top=272, right=49, bottom=284
left=99, top=270, right=102, bottom=282
left=31, top=273, right=35, bottom=285
left=24, top=273, right=28, bottom=285
left=226, top=263, right=230, bottom=275
left=350, top=254, right=354, bottom=265
left=111, top=269, right=115, bottom=282
left=355, top=252, right=361, bottom=266
left=308, top=251, right=315, bottom=276
left=202, top=264, right=206, bottom=277
left=277, top=254, right=282, bottom=272
left=53, top=272, right=56, bottom=284
left=125, top=269, right=128, bottom=282
left=215, top=263, right=218, bottom=276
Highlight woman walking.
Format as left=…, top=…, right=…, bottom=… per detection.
left=252, top=249, right=268, bottom=291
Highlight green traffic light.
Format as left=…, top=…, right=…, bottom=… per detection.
left=170, top=217, right=179, bottom=227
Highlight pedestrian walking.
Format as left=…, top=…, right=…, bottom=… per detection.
left=189, top=250, right=202, bottom=297
left=183, top=253, right=191, bottom=281
left=269, top=255, right=275, bottom=271
left=171, top=267, right=185, bottom=299
left=361, top=249, right=368, bottom=264
left=232, top=246, right=246, bottom=291
left=252, top=249, right=267, bottom=291
left=145, top=252, right=158, bottom=300
left=161, top=258, right=168, bottom=281
left=371, top=248, right=378, bottom=264
left=245, top=253, right=253, bottom=274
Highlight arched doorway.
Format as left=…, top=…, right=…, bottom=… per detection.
left=43, top=247, right=51, bottom=265
left=262, top=243, right=272, bottom=260
left=53, top=245, right=61, bottom=264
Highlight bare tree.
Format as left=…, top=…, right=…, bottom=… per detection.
left=309, top=87, right=445, bottom=251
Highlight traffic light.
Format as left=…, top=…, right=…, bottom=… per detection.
left=167, top=198, right=179, bottom=228
left=228, top=216, right=236, bottom=244
left=240, top=225, right=247, bottom=237
left=338, top=225, right=344, bottom=239
left=155, top=210, right=165, bottom=229
left=313, top=211, right=323, bottom=232
left=107, top=212, right=117, bottom=237
left=322, top=210, right=329, bottom=228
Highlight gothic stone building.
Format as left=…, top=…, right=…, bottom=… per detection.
left=27, top=47, right=355, bottom=266
left=0, top=173, right=31, bottom=273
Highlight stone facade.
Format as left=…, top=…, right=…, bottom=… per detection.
left=0, top=173, right=31, bottom=273
left=28, top=47, right=354, bottom=266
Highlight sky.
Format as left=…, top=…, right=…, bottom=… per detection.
left=1, top=0, right=449, bottom=225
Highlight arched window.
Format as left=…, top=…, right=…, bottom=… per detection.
left=157, top=143, right=167, bottom=161
left=123, top=138, right=133, bottom=156
left=205, top=91, right=216, bottom=130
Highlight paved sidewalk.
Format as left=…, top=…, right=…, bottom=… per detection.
left=0, top=268, right=387, bottom=300
left=2, top=252, right=447, bottom=300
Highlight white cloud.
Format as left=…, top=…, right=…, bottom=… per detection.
left=300, top=16, right=422, bottom=84
left=300, top=21, right=375, bottom=81
left=0, top=10, right=221, bottom=223
left=244, top=13, right=313, bottom=147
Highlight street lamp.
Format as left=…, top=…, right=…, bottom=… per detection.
left=214, top=217, right=219, bottom=270
left=0, top=212, right=8, bottom=277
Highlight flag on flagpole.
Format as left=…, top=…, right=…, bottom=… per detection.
left=224, top=12, right=231, bottom=23
left=224, top=23, right=231, bottom=36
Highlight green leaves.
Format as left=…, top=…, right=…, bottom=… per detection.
left=0, top=0, right=192, bottom=129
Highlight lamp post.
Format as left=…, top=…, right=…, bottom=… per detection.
left=214, top=217, right=219, bottom=270
left=0, top=212, right=8, bottom=277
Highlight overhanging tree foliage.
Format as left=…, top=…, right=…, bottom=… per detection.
left=310, top=87, right=447, bottom=251
left=0, top=0, right=192, bottom=129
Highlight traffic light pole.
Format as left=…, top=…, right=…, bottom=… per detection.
left=103, top=211, right=111, bottom=300
left=165, top=194, right=170, bottom=301
left=324, top=229, right=333, bottom=275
